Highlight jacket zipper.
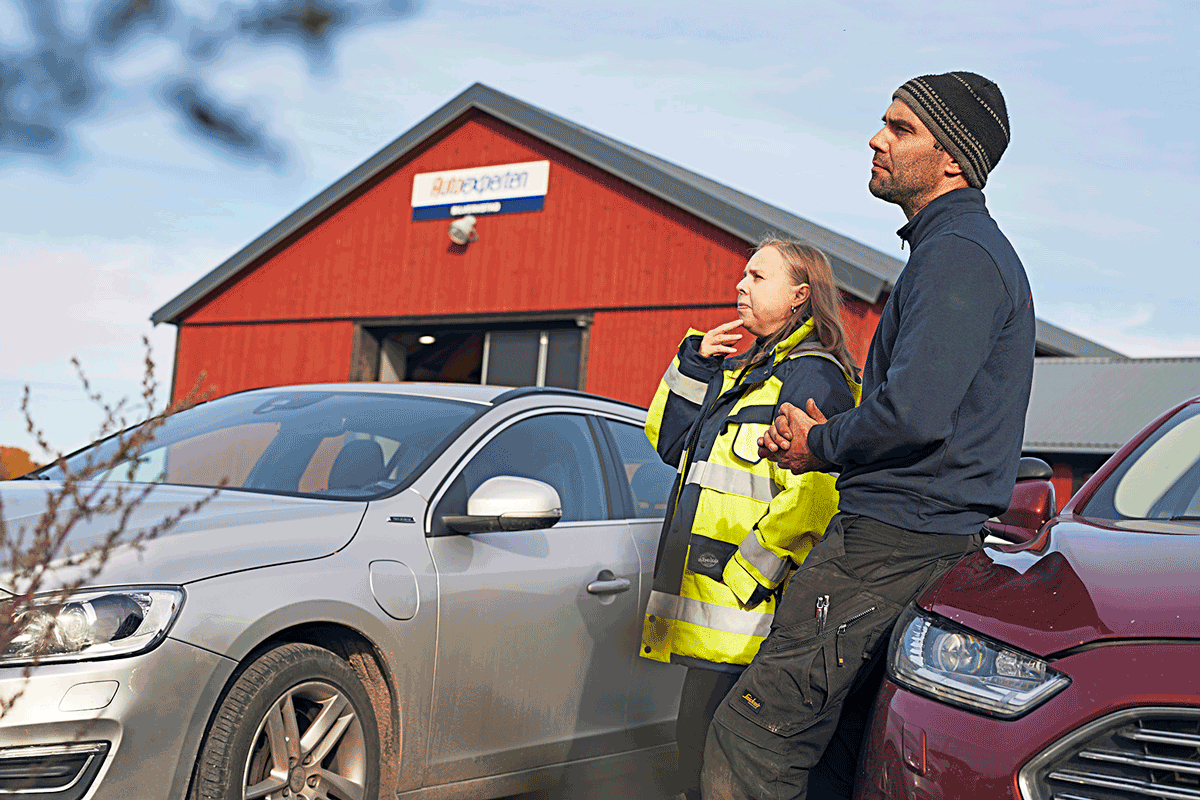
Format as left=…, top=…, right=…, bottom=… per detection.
left=835, top=606, right=877, bottom=667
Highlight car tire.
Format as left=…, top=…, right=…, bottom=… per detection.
left=190, top=642, right=380, bottom=800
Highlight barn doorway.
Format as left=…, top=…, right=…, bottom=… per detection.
left=351, top=317, right=589, bottom=390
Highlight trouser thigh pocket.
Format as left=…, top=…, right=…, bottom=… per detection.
left=720, top=596, right=891, bottom=734
left=714, top=617, right=833, bottom=752
left=829, top=599, right=889, bottom=674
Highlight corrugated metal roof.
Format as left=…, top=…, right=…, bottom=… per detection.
left=150, top=82, right=1122, bottom=361
left=1025, top=357, right=1200, bottom=453
left=1035, top=319, right=1123, bottom=358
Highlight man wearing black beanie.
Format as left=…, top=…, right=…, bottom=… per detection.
left=701, top=72, right=1035, bottom=799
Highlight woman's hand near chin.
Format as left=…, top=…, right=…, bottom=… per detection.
left=699, top=319, right=745, bottom=358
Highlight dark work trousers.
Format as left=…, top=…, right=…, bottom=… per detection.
left=701, top=513, right=982, bottom=800
left=676, top=649, right=877, bottom=800
left=677, top=666, right=744, bottom=800
left=804, top=638, right=888, bottom=799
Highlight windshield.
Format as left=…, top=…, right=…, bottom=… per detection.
left=1082, top=402, right=1200, bottom=521
left=32, top=390, right=482, bottom=499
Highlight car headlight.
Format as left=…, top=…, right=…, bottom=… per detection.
left=2, top=587, right=183, bottom=666
left=888, top=604, right=1069, bottom=719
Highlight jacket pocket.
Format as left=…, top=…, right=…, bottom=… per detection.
left=730, top=422, right=769, bottom=465
left=685, top=535, right=737, bottom=581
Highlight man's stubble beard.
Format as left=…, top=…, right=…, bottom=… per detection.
left=870, top=157, right=944, bottom=213
left=869, top=172, right=912, bottom=207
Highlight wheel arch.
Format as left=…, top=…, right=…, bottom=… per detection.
left=258, top=622, right=401, bottom=797
left=184, top=622, right=401, bottom=799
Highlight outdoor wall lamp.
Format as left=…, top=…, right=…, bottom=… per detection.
left=448, top=215, right=478, bottom=245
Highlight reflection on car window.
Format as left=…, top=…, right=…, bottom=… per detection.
left=165, top=423, right=279, bottom=487
left=38, top=391, right=480, bottom=500
left=606, top=420, right=676, bottom=519
left=434, top=414, right=607, bottom=532
left=1084, top=403, right=1200, bottom=521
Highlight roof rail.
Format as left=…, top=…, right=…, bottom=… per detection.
left=490, top=385, right=647, bottom=411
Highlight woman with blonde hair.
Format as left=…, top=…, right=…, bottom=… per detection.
left=642, top=238, right=860, bottom=800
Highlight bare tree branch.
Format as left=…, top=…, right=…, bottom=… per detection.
left=2, top=0, right=421, bottom=164
left=0, top=337, right=220, bottom=718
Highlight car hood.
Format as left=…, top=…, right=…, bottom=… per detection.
left=0, top=481, right=367, bottom=590
left=926, top=517, right=1200, bottom=657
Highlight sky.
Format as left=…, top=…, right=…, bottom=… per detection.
left=2, top=0, right=1198, bottom=455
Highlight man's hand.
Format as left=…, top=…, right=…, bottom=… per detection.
left=758, top=399, right=829, bottom=474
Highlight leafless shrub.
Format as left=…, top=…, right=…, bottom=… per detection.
left=0, top=337, right=219, bottom=717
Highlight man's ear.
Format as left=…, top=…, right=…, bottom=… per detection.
left=944, top=155, right=964, bottom=179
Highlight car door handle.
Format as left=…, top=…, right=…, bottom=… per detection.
left=587, top=570, right=631, bottom=595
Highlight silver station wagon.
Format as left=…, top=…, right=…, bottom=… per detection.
left=0, top=383, right=684, bottom=800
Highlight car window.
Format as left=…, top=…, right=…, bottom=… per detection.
left=161, top=423, right=280, bottom=487
left=297, top=432, right=408, bottom=493
left=36, top=391, right=481, bottom=500
left=1083, top=403, right=1200, bottom=521
left=605, top=420, right=676, bottom=519
left=432, top=413, right=608, bottom=534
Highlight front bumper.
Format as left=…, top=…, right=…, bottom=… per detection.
left=856, top=642, right=1200, bottom=800
left=0, top=637, right=234, bottom=800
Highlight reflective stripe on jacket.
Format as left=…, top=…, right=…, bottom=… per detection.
left=641, top=320, right=861, bottom=670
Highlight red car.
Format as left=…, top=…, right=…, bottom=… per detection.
left=857, top=396, right=1200, bottom=800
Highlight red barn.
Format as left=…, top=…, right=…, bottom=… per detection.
left=153, top=84, right=1115, bottom=413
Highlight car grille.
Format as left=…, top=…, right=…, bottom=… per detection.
left=1019, top=707, right=1200, bottom=800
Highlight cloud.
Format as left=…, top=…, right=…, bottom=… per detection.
left=0, top=238, right=213, bottom=445
left=1041, top=300, right=1200, bottom=358
left=4, top=0, right=1197, bottom=447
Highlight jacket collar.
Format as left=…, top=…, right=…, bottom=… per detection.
left=725, top=319, right=816, bottom=384
left=897, top=187, right=987, bottom=250
left=773, top=318, right=817, bottom=364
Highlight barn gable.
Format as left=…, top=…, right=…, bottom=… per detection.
left=154, top=83, right=1121, bottom=406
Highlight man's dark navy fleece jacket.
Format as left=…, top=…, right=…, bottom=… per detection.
left=809, top=188, right=1036, bottom=536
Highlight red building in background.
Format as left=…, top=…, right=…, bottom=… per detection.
left=153, top=84, right=1115, bottom=416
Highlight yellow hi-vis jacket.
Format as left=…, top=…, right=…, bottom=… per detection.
left=641, top=320, right=861, bottom=671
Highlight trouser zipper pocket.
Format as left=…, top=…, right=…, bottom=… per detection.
left=835, top=606, right=876, bottom=667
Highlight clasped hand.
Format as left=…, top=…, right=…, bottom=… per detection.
left=757, top=399, right=829, bottom=474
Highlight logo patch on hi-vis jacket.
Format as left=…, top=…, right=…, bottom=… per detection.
left=741, top=691, right=762, bottom=712
left=697, top=552, right=720, bottom=570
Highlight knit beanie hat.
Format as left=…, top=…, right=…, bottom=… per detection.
left=893, top=72, right=1010, bottom=189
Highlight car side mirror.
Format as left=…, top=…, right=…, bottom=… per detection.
left=1014, top=456, right=1053, bottom=481
left=442, top=476, right=563, bottom=534
left=985, top=457, right=1056, bottom=545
